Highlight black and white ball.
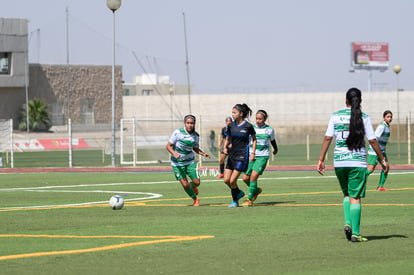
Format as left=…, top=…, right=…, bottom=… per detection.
left=109, top=195, right=124, bottom=210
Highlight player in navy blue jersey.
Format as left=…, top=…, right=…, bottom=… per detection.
left=223, top=103, right=256, bottom=208
left=216, top=116, right=232, bottom=178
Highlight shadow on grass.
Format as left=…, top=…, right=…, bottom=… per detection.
left=255, top=201, right=296, bottom=206
left=366, top=234, right=408, bottom=241
left=199, top=201, right=296, bottom=207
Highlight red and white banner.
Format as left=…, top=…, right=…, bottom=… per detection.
left=14, top=138, right=89, bottom=151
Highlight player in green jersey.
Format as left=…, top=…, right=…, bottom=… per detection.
left=166, top=115, right=210, bottom=206
left=317, top=88, right=389, bottom=242
left=367, top=110, right=393, bottom=191
left=242, top=110, right=278, bottom=206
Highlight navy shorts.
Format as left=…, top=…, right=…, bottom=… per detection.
left=226, top=156, right=249, bottom=172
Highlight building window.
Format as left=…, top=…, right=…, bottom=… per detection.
left=142, top=89, right=153, bottom=96
left=0, top=52, right=11, bottom=74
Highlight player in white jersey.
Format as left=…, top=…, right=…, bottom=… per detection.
left=317, top=88, right=389, bottom=242
left=367, top=110, right=393, bottom=191
left=166, top=115, right=210, bottom=206
left=242, top=110, right=278, bottom=206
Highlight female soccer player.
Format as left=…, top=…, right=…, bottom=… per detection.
left=216, top=116, right=232, bottom=179
left=242, top=110, right=278, bottom=206
left=317, top=88, right=389, bottom=242
left=367, top=110, right=393, bottom=191
left=223, top=103, right=256, bottom=208
left=166, top=115, right=210, bottom=206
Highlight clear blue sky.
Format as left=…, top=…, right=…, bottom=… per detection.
left=4, top=0, right=413, bottom=93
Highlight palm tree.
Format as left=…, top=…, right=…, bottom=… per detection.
left=19, top=99, right=51, bottom=132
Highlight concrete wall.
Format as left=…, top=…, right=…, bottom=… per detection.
left=0, top=18, right=28, bottom=125
left=0, top=18, right=28, bottom=87
left=0, top=87, right=25, bottom=125
left=123, top=90, right=414, bottom=143
left=28, top=64, right=123, bottom=126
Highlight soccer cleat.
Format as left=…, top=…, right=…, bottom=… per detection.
left=344, top=224, right=352, bottom=241
left=216, top=174, right=224, bottom=179
left=192, top=198, right=200, bottom=207
left=376, top=187, right=390, bottom=191
left=245, top=199, right=253, bottom=207
left=351, top=235, right=368, bottom=242
left=237, top=190, right=245, bottom=200
left=251, top=187, right=262, bottom=201
left=228, top=201, right=239, bottom=208
left=192, top=186, right=199, bottom=195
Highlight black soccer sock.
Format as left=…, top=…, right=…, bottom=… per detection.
left=231, top=188, right=240, bottom=201
left=220, top=164, right=224, bottom=174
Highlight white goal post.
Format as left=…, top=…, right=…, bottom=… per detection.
left=0, top=119, right=14, bottom=168
left=120, top=118, right=182, bottom=165
left=120, top=117, right=210, bottom=166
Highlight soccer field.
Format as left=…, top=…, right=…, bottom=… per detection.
left=0, top=170, right=413, bottom=274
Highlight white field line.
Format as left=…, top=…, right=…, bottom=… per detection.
left=0, top=182, right=164, bottom=210
left=1, top=171, right=413, bottom=210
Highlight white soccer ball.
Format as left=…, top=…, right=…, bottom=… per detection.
left=109, top=195, right=124, bottom=210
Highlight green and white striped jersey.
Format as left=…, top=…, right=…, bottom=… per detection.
left=250, top=124, right=275, bottom=157
left=325, top=108, right=376, bottom=168
left=368, top=121, right=390, bottom=155
left=168, top=127, right=199, bottom=166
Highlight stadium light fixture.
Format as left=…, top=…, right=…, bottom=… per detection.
left=106, top=0, right=121, bottom=167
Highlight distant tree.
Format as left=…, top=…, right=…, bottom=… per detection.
left=19, top=99, right=51, bottom=132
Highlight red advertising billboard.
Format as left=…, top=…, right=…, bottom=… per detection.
left=351, top=42, right=389, bottom=70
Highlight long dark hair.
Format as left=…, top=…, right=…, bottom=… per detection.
left=233, top=103, right=252, bottom=119
left=345, top=88, right=365, bottom=151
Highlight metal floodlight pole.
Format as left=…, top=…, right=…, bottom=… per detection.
left=24, top=49, right=29, bottom=133
left=393, top=64, right=402, bottom=159
left=182, top=12, right=192, bottom=114
left=107, top=0, right=121, bottom=167
left=66, top=6, right=71, bottom=121
left=368, top=69, right=372, bottom=92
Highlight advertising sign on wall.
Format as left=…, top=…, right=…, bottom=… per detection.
left=14, top=138, right=89, bottom=151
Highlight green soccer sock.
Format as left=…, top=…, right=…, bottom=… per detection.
left=377, top=171, right=388, bottom=188
left=350, top=203, right=362, bottom=236
left=343, top=197, right=351, bottom=226
left=184, top=187, right=197, bottom=199
left=248, top=181, right=257, bottom=200
left=244, top=180, right=250, bottom=187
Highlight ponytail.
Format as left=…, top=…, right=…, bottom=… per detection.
left=345, top=88, right=365, bottom=151
left=233, top=103, right=253, bottom=119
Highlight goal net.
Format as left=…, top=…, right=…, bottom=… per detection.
left=120, top=117, right=216, bottom=165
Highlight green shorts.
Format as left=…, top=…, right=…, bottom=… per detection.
left=172, top=162, right=199, bottom=181
left=244, top=156, right=269, bottom=176
left=367, top=152, right=387, bottom=165
left=334, top=167, right=368, bottom=198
